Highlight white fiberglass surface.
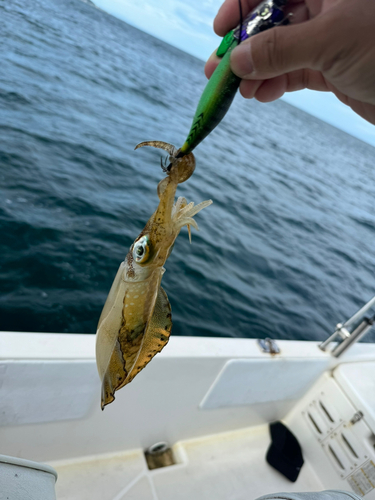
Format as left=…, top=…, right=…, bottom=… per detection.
left=200, top=358, right=328, bottom=409
left=52, top=425, right=323, bottom=500
left=1, top=332, right=375, bottom=479
left=0, top=334, right=334, bottom=462
left=334, top=361, right=375, bottom=434
left=0, top=361, right=97, bottom=426
left=285, top=372, right=375, bottom=500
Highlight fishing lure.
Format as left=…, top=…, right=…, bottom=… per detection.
left=96, top=142, right=212, bottom=409
left=179, top=0, right=289, bottom=156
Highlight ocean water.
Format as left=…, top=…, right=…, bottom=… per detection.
left=1, top=0, right=375, bottom=342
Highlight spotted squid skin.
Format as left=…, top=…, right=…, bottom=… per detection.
left=95, top=142, right=212, bottom=409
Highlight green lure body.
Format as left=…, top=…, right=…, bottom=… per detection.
left=179, top=0, right=289, bottom=156
left=180, top=33, right=239, bottom=156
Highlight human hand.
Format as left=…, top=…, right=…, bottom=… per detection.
left=205, top=0, right=375, bottom=125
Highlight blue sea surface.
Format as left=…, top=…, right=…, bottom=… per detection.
left=1, top=0, right=375, bottom=341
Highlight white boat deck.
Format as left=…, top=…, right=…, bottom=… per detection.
left=53, top=425, right=323, bottom=500
left=1, top=333, right=375, bottom=500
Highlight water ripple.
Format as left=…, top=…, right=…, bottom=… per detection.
left=0, top=0, right=374, bottom=343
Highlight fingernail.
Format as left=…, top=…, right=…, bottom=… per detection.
left=231, top=41, right=254, bottom=78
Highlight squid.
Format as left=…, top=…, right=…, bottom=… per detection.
left=95, top=142, right=212, bottom=409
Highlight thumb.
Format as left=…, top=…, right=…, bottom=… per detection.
left=230, top=17, right=329, bottom=79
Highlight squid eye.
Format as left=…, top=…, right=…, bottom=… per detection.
left=132, top=235, right=151, bottom=263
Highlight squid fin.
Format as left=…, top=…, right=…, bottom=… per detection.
left=100, top=286, right=172, bottom=409
left=100, top=339, right=128, bottom=410
left=126, top=286, right=172, bottom=383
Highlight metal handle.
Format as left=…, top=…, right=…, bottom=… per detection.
left=319, top=296, right=375, bottom=357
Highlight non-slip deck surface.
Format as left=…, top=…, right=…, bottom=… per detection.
left=53, top=425, right=323, bottom=500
